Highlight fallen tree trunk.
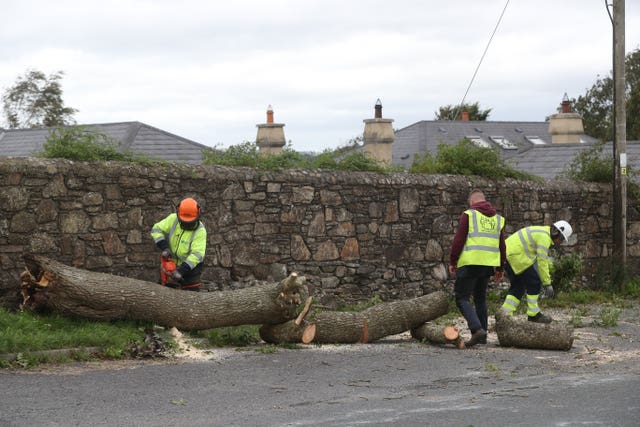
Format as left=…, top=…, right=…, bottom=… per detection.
left=410, top=323, right=465, bottom=349
left=494, top=312, right=574, bottom=351
left=260, top=290, right=450, bottom=344
left=19, top=254, right=306, bottom=331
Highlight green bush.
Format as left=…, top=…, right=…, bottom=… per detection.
left=560, top=143, right=613, bottom=183
left=551, top=253, right=584, bottom=292
left=560, top=142, right=640, bottom=201
left=410, top=139, right=538, bottom=180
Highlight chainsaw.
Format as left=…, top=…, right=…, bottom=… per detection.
left=160, top=256, right=181, bottom=288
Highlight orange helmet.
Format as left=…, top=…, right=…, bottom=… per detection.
left=177, top=198, right=200, bottom=222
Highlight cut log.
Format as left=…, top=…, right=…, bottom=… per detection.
left=19, top=254, right=306, bottom=331
left=259, top=320, right=307, bottom=344
left=260, top=290, right=450, bottom=344
left=411, top=323, right=465, bottom=349
left=495, top=312, right=574, bottom=351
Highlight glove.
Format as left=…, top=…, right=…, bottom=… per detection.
left=543, top=285, right=555, bottom=299
left=170, top=270, right=183, bottom=282
left=161, top=249, right=172, bottom=260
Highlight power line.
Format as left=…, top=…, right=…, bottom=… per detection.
left=453, top=0, right=510, bottom=121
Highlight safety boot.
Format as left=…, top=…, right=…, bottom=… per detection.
left=465, top=329, right=487, bottom=347
left=528, top=312, right=553, bottom=324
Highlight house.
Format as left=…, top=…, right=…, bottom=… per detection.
left=0, top=121, right=211, bottom=164
left=387, top=95, right=640, bottom=182
left=392, top=96, right=600, bottom=173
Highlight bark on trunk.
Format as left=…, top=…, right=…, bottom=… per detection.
left=495, top=312, right=574, bottom=351
left=19, top=254, right=306, bottom=331
left=410, top=323, right=465, bottom=349
left=260, top=290, right=450, bottom=344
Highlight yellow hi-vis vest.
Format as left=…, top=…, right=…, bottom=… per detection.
left=150, top=213, right=207, bottom=270
left=505, top=225, right=553, bottom=285
left=457, top=209, right=504, bottom=268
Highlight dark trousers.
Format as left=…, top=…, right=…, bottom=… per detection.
left=454, top=265, right=493, bottom=333
left=505, top=262, right=542, bottom=299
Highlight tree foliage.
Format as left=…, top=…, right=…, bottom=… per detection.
left=2, top=69, right=78, bottom=129
left=570, top=48, right=640, bottom=142
left=434, top=101, right=491, bottom=121
left=409, top=139, right=537, bottom=180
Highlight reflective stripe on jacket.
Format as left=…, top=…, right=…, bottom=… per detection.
left=150, top=213, right=207, bottom=270
left=457, top=209, right=504, bottom=268
left=506, top=225, right=552, bottom=285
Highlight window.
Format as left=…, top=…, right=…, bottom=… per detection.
left=490, top=136, right=518, bottom=150
left=438, top=127, right=448, bottom=133
left=526, top=135, right=547, bottom=145
left=466, top=136, right=491, bottom=148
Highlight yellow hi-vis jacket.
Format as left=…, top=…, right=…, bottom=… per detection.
left=506, top=225, right=553, bottom=285
left=457, top=209, right=504, bottom=268
left=150, top=213, right=207, bottom=271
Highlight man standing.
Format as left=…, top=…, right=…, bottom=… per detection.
left=500, top=221, right=572, bottom=323
left=150, top=197, right=207, bottom=291
left=449, top=190, right=506, bottom=347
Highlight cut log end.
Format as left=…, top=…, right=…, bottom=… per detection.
left=302, top=323, right=316, bottom=344
left=443, top=325, right=459, bottom=341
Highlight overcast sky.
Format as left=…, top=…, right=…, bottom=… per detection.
left=2, top=0, right=640, bottom=153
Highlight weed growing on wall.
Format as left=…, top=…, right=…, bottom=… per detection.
left=202, top=140, right=401, bottom=173
left=38, top=125, right=163, bottom=165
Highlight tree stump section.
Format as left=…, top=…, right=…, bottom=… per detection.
left=19, top=254, right=306, bottom=331
left=260, top=290, right=450, bottom=344
left=411, top=323, right=465, bottom=349
left=495, top=312, right=574, bottom=351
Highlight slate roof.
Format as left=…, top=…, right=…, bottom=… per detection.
left=507, top=141, right=640, bottom=181
left=392, top=120, right=599, bottom=171
left=0, top=122, right=212, bottom=164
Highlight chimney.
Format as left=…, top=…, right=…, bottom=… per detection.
left=256, top=104, right=286, bottom=155
left=363, top=99, right=394, bottom=164
left=548, top=93, right=584, bottom=144
left=461, top=111, right=470, bottom=121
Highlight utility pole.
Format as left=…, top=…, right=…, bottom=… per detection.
left=612, top=0, right=627, bottom=268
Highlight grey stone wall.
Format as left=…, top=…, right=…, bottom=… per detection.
left=1, top=158, right=638, bottom=308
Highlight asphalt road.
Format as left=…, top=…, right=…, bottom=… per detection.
left=2, top=314, right=640, bottom=427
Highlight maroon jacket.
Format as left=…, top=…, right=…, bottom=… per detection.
left=449, top=200, right=506, bottom=269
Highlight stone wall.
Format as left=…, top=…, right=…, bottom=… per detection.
left=1, top=158, right=638, bottom=308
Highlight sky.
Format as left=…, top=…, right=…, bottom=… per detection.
left=2, top=0, right=640, bottom=153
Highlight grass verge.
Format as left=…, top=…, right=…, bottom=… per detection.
left=0, top=308, right=160, bottom=369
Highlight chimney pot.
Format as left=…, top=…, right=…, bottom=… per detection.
left=266, top=104, right=274, bottom=123
left=461, top=111, right=470, bottom=121
left=561, top=93, right=571, bottom=114
left=374, top=98, right=382, bottom=119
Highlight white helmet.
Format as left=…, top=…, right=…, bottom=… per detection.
left=553, top=220, right=573, bottom=242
